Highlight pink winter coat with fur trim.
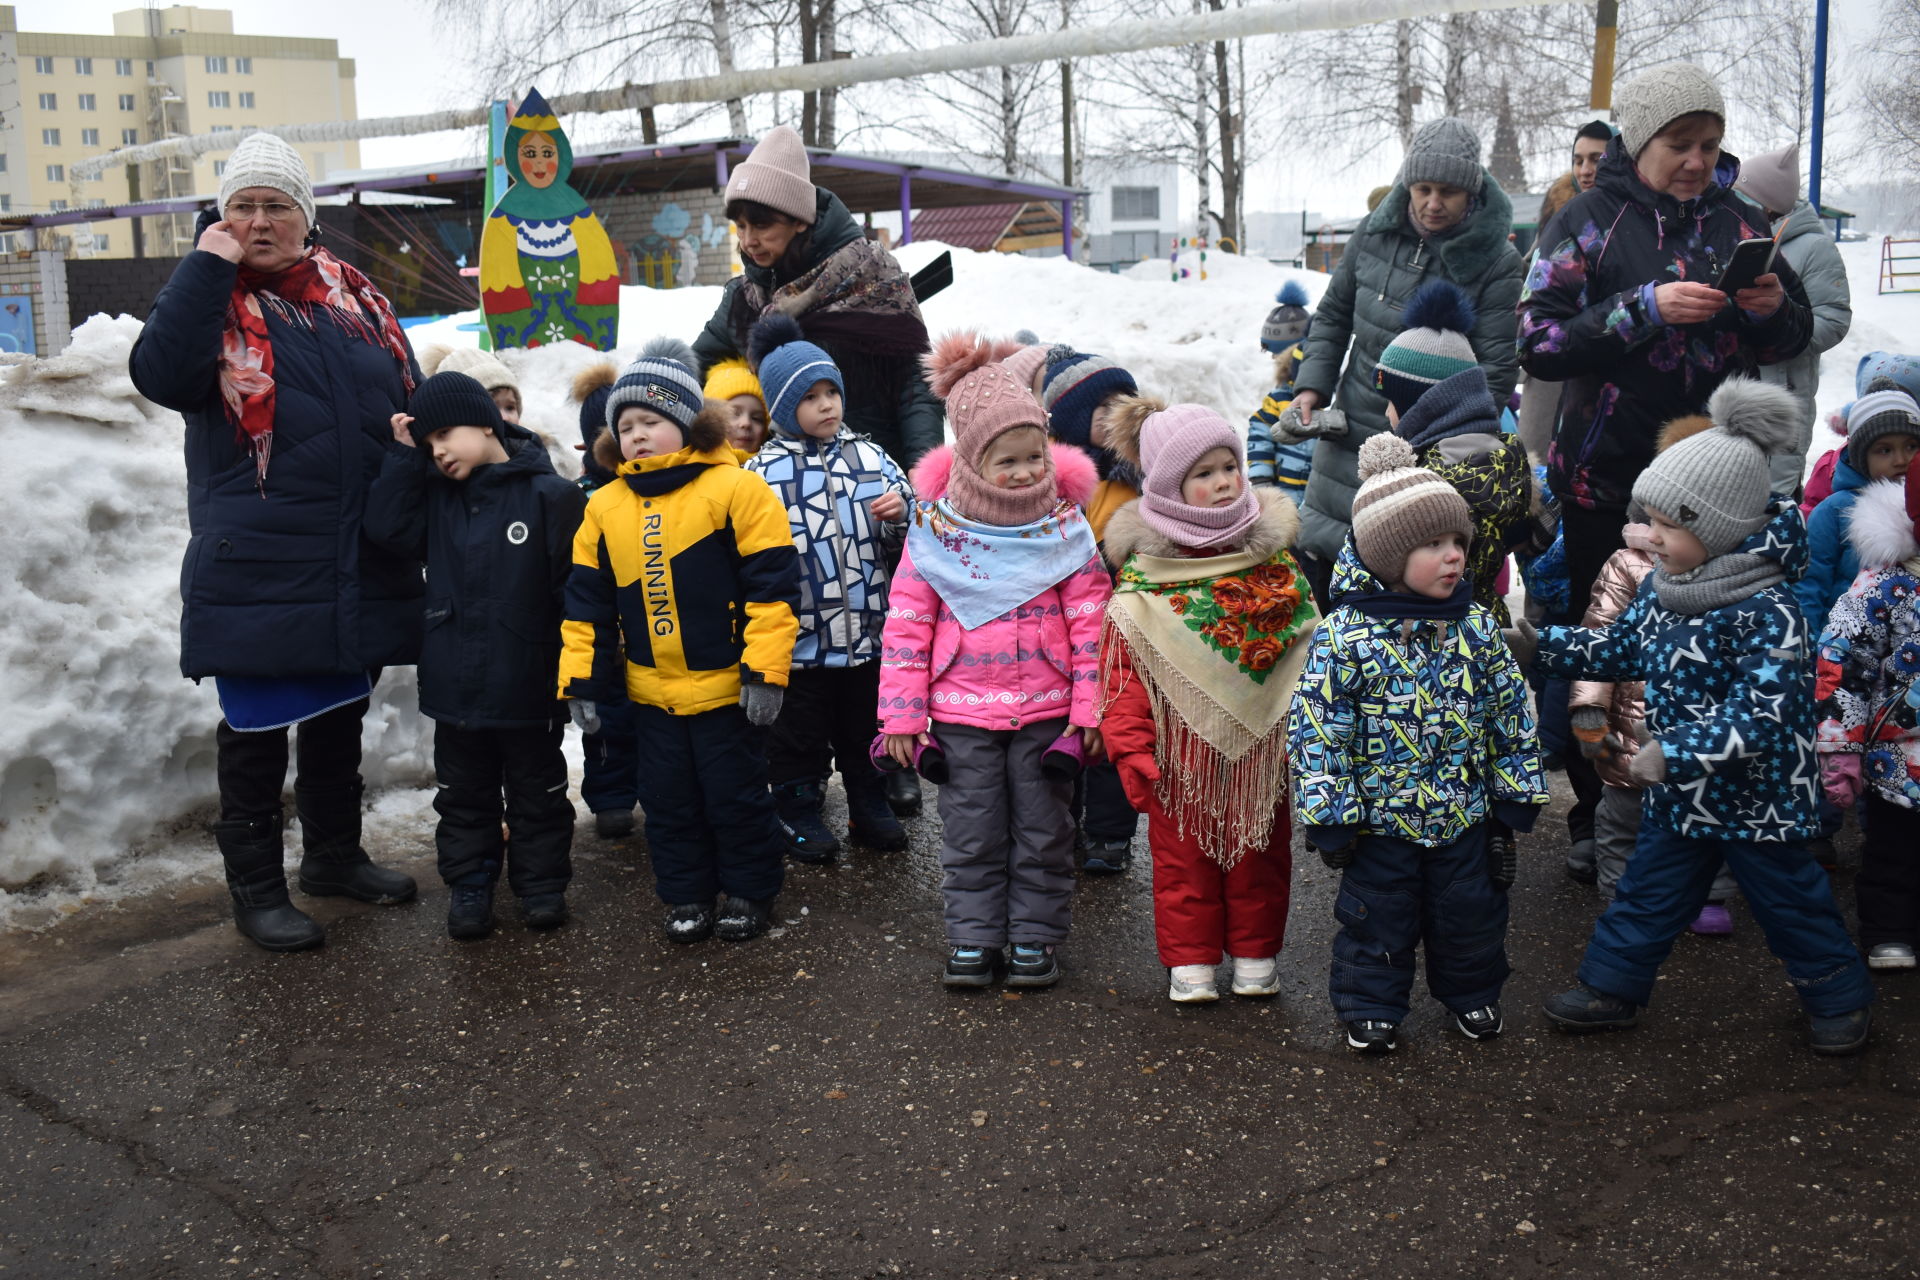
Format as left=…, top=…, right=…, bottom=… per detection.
left=879, top=443, right=1111, bottom=734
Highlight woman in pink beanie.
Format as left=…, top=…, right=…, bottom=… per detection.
left=1096, top=399, right=1319, bottom=1003
left=878, top=333, right=1110, bottom=990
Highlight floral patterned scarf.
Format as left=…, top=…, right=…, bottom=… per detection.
left=220, top=248, right=414, bottom=492
left=740, top=235, right=929, bottom=359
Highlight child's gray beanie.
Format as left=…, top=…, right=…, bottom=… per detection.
left=1631, top=379, right=1798, bottom=556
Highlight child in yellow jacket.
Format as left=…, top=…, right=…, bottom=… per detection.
left=559, top=339, right=801, bottom=943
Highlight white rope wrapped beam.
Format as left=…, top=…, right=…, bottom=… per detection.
left=72, top=0, right=1556, bottom=181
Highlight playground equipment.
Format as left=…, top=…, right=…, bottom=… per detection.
left=1171, top=235, right=1209, bottom=282
left=1879, top=236, right=1920, bottom=296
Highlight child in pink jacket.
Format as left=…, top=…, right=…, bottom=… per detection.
left=879, top=334, right=1110, bottom=990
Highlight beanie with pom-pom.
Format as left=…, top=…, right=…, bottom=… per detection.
left=749, top=314, right=842, bottom=436
left=1039, top=345, right=1138, bottom=454
left=1632, top=378, right=1799, bottom=556
left=606, top=337, right=704, bottom=433
left=1128, top=402, right=1263, bottom=551
left=923, top=330, right=1056, bottom=525
left=571, top=361, right=620, bottom=482
left=1844, top=378, right=1920, bottom=475
left=1375, top=281, right=1479, bottom=415
left=1261, top=281, right=1312, bottom=353
left=1350, top=433, right=1473, bottom=587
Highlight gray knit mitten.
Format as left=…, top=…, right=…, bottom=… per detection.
left=1276, top=404, right=1348, bottom=443
left=739, top=681, right=785, bottom=727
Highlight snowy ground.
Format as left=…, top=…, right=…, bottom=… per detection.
left=0, top=234, right=1907, bottom=930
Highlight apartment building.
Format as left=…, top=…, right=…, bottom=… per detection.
left=0, top=5, right=358, bottom=256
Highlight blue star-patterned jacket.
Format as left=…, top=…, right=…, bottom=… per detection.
left=1287, top=541, right=1549, bottom=848
left=1539, top=501, right=1819, bottom=842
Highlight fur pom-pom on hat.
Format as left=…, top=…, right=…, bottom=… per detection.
left=639, top=336, right=699, bottom=375
left=1705, top=377, right=1801, bottom=454
left=1101, top=393, right=1166, bottom=469
left=922, top=330, right=1024, bottom=400
left=1633, top=378, right=1795, bottom=556
left=1357, top=431, right=1419, bottom=481
left=571, top=361, right=618, bottom=404
left=1350, top=432, right=1472, bottom=587
left=747, top=314, right=841, bottom=436
left=1845, top=477, right=1920, bottom=569
left=747, top=313, right=807, bottom=371
left=605, top=338, right=705, bottom=432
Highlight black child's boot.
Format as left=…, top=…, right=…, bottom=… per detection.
left=294, top=779, right=417, bottom=904
left=843, top=769, right=908, bottom=851
left=212, top=813, right=325, bottom=952
left=771, top=779, right=841, bottom=864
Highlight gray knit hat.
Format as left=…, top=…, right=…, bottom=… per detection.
left=217, top=132, right=316, bottom=229
left=1735, top=142, right=1800, bottom=218
left=1397, top=118, right=1485, bottom=196
left=1632, top=379, right=1798, bottom=556
left=1350, top=434, right=1474, bottom=587
left=1615, top=63, right=1726, bottom=158
left=1845, top=384, right=1920, bottom=475
left=606, top=337, right=706, bottom=432
left=725, top=125, right=817, bottom=225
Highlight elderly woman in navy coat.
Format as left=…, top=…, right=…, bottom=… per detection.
left=130, top=133, right=425, bottom=951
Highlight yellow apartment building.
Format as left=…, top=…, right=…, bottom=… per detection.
left=0, top=4, right=358, bottom=257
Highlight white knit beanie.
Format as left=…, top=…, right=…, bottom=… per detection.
left=1615, top=63, right=1726, bottom=158
left=726, top=126, right=817, bottom=225
left=217, top=132, right=316, bottom=229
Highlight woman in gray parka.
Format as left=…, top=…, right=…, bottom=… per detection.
left=1285, top=118, right=1525, bottom=600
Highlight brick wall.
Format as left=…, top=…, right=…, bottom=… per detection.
left=0, top=252, right=72, bottom=356
left=67, top=256, right=181, bottom=326
left=590, top=187, right=739, bottom=289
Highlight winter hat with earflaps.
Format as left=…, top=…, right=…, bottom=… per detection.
left=218, top=132, right=317, bottom=228
left=1375, top=281, right=1480, bottom=416
left=1349, top=434, right=1474, bottom=587
left=748, top=313, right=843, bottom=437
left=605, top=338, right=705, bottom=433
left=1735, top=142, right=1801, bottom=218
left=1262, top=281, right=1312, bottom=353
left=1844, top=379, right=1920, bottom=475
left=1105, top=396, right=1261, bottom=550
left=923, top=331, right=1058, bottom=526
left=725, top=125, right=816, bottom=224
left=1632, top=378, right=1799, bottom=556
left=1614, top=62, right=1725, bottom=158
left=1397, top=118, right=1485, bottom=195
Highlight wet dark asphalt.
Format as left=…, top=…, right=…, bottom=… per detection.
left=0, top=777, right=1914, bottom=1279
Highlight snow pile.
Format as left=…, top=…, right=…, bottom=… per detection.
left=0, top=315, right=436, bottom=922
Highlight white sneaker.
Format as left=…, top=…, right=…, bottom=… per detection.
left=1168, top=964, right=1219, bottom=1003
left=1867, top=942, right=1917, bottom=970
left=1229, top=954, right=1281, bottom=997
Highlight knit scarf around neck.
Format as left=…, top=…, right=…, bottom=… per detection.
left=1100, top=546, right=1318, bottom=868
left=1652, top=550, right=1786, bottom=615
left=1139, top=477, right=1262, bottom=551
left=906, top=498, right=1097, bottom=631
left=220, top=247, right=414, bottom=492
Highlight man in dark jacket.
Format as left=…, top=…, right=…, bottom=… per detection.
left=129, top=132, right=424, bottom=952
left=367, top=371, right=588, bottom=940
left=692, top=125, right=943, bottom=473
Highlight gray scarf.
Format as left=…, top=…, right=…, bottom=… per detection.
left=1652, top=551, right=1786, bottom=616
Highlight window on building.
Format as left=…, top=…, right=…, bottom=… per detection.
left=122, top=128, right=139, bottom=145
left=82, top=128, right=101, bottom=147
left=41, top=128, right=60, bottom=146
left=87, top=198, right=106, bottom=209
left=50, top=199, right=67, bottom=211
left=214, top=161, right=227, bottom=177
left=0, top=155, right=7, bottom=172
left=47, top=164, right=64, bottom=182
left=75, top=57, right=94, bottom=75
left=37, top=93, right=57, bottom=110
left=78, top=94, right=97, bottom=111
left=116, top=58, right=134, bottom=76
left=1111, top=186, right=1161, bottom=221
left=239, top=91, right=255, bottom=109
left=236, top=57, right=253, bottom=74
left=118, top=93, right=136, bottom=111
left=206, top=56, right=228, bottom=74
left=33, top=56, right=54, bottom=74
left=210, top=125, right=233, bottom=134
left=0, top=197, right=9, bottom=214
left=95, top=234, right=111, bottom=252
left=208, top=90, right=231, bottom=108
left=145, top=60, right=154, bottom=76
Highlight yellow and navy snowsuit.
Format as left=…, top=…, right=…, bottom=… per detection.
left=561, top=440, right=801, bottom=905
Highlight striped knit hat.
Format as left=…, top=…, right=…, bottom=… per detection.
left=1350, top=433, right=1473, bottom=587
left=606, top=337, right=704, bottom=432
left=1040, top=346, right=1137, bottom=450
left=749, top=314, right=842, bottom=437
left=1375, top=282, right=1479, bottom=416
left=1844, top=381, right=1920, bottom=476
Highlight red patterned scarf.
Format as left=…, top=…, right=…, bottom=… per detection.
left=219, top=248, right=414, bottom=492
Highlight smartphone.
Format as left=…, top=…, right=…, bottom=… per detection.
left=1715, top=237, right=1780, bottom=294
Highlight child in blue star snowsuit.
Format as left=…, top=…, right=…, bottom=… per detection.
left=1533, top=379, right=1875, bottom=1055
left=1245, top=282, right=1315, bottom=504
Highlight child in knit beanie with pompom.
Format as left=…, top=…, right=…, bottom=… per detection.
left=558, top=338, right=802, bottom=945
left=1245, top=281, right=1317, bottom=505
left=1097, top=398, right=1319, bottom=1003
left=878, top=333, right=1112, bottom=989
left=1530, top=378, right=1876, bottom=1055
left=1287, top=432, right=1549, bottom=1053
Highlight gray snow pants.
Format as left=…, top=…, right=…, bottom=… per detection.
left=1596, top=785, right=1735, bottom=904
left=933, top=719, right=1077, bottom=947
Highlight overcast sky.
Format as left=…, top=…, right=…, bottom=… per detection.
left=31, top=0, right=1889, bottom=226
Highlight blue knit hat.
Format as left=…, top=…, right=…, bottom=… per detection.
left=749, top=314, right=843, bottom=437
left=1040, top=346, right=1137, bottom=450
left=606, top=338, right=704, bottom=432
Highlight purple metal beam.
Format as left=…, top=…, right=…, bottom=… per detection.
left=1061, top=199, right=1072, bottom=260
left=899, top=172, right=913, bottom=245
left=814, top=150, right=1083, bottom=203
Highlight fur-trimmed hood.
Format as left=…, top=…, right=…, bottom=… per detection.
left=1847, top=478, right=1920, bottom=568
left=592, top=398, right=733, bottom=473
left=909, top=441, right=1099, bottom=507
left=1101, top=487, right=1300, bottom=568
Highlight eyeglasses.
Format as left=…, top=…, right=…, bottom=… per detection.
left=224, top=200, right=301, bottom=223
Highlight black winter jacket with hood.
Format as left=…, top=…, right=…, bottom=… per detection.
left=1518, top=138, right=1813, bottom=514
left=364, top=420, right=587, bottom=730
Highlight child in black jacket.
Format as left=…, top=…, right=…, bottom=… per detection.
left=368, top=370, right=588, bottom=939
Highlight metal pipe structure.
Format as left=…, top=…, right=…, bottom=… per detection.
left=71, top=0, right=1558, bottom=184
left=1810, top=0, right=1829, bottom=217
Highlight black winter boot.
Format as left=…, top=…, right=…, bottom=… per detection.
left=213, top=814, right=325, bottom=952
left=771, top=779, right=841, bottom=864
left=843, top=771, right=908, bottom=851
left=885, top=769, right=923, bottom=817
left=294, top=780, right=417, bottom=904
